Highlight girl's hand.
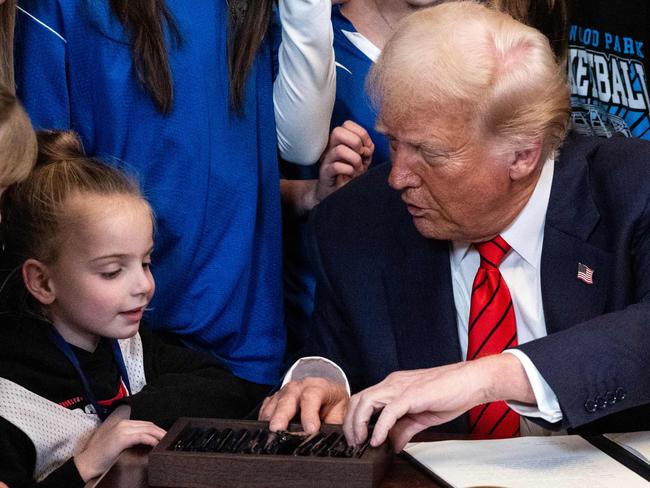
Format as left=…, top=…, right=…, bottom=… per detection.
left=316, top=120, right=374, bottom=202
left=73, top=405, right=166, bottom=481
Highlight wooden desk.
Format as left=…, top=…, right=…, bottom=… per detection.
left=92, top=441, right=447, bottom=488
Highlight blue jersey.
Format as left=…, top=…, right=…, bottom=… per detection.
left=15, top=0, right=285, bottom=385
left=331, top=5, right=390, bottom=166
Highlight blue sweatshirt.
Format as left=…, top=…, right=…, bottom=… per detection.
left=15, top=0, right=285, bottom=385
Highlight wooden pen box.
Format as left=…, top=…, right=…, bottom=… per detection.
left=148, top=418, right=392, bottom=488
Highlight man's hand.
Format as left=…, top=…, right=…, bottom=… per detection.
left=259, top=378, right=349, bottom=434
left=73, top=405, right=166, bottom=481
left=316, top=120, right=374, bottom=202
left=343, top=355, right=535, bottom=452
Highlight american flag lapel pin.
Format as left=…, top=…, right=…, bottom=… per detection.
left=577, top=262, right=594, bottom=284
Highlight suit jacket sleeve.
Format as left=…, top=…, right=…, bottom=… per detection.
left=518, top=183, right=650, bottom=431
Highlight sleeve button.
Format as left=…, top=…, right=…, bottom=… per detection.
left=615, top=388, right=627, bottom=401
left=605, top=391, right=616, bottom=406
left=584, top=399, right=598, bottom=413
left=595, top=395, right=606, bottom=409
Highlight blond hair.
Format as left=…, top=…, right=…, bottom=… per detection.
left=0, top=86, right=37, bottom=187
left=367, top=0, right=570, bottom=164
left=1, top=131, right=148, bottom=270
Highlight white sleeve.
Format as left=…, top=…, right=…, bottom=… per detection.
left=274, top=0, right=335, bottom=165
left=503, top=349, right=563, bottom=424
left=282, top=356, right=351, bottom=395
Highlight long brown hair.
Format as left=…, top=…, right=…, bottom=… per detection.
left=108, top=0, right=274, bottom=114
left=488, top=0, right=568, bottom=62
left=0, top=0, right=17, bottom=90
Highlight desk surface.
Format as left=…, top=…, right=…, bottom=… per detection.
left=92, top=444, right=446, bottom=488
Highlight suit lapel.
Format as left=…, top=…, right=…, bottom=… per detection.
left=541, top=137, right=612, bottom=334
left=382, top=223, right=461, bottom=371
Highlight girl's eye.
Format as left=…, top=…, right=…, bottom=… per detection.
left=142, top=262, right=152, bottom=270
left=101, top=269, right=121, bottom=279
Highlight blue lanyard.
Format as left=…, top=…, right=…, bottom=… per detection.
left=48, top=328, right=132, bottom=421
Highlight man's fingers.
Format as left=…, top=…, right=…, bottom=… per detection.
left=370, top=399, right=410, bottom=447
left=258, top=394, right=277, bottom=421
left=389, top=416, right=430, bottom=452
left=322, top=400, right=347, bottom=425
left=269, top=389, right=300, bottom=432
left=349, top=393, right=381, bottom=445
left=299, top=386, right=328, bottom=434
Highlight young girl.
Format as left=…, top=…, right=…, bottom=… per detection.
left=0, top=131, right=253, bottom=487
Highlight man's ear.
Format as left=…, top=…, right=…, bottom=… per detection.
left=508, top=141, right=542, bottom=181
left=22, top=258, right=56, bottom=305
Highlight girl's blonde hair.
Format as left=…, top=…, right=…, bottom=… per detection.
left=0, top=86, right=37, bottom=188
left=1, top=131, right=148, bottom=283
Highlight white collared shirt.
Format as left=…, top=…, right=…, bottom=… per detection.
left=450, top=157, right=562, bottom=425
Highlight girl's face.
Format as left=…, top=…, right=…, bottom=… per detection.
left=45, top=194, right=155, bottom=351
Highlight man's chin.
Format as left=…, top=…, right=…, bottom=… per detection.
left=411, top=217, right=452, bottom=240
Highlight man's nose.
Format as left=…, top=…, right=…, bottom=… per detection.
left=388, top=145, right=420, bottom=190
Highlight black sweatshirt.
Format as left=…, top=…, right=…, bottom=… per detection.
left=0, top=312, right=262, bottom=488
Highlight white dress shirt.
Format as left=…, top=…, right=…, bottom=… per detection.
left=450, top=158, right=562, bottom=425
left=287, top=158, right=564, bottom=427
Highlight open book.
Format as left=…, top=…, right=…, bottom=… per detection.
left=404, top=434, right=650, bottom=488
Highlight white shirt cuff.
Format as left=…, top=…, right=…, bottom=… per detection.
left=502, top=349, right=563, bottom=424
left=282, top=356, right=351, bottom=395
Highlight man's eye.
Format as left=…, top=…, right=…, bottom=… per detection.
left=420, top=147, right=449, bottom=164
left=101, top=270, right=121, bottom=279
left=142, top=262, right=152, bottom=270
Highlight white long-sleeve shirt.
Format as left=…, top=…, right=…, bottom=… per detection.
left=274, top=0, right=335, bottom=165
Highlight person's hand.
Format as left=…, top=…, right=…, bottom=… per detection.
left=259, top=377, right=349, bottom=434
left=73, top=405, right=166, bottom=481
left=315, top=120, right=374, bottom=202
left=343, top=355, right=534, bottom=452
left=0, top=481, right=9, bottom=488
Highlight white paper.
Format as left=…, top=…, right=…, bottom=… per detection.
left=605, top=431, right=650, bottom=464
left=404, top=435, right=648, bottom=488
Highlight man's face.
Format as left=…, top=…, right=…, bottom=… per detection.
left=384, top=113, right=520, bottom=243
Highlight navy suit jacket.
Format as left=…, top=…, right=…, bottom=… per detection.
left=305, top=134, right=650, bottom=433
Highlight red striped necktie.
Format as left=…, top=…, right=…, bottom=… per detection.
left=467, top=235, right=520, bottom=439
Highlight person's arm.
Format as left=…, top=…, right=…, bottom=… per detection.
left=124, top=327, right=257, bottom=428
left=343, top=354, right=534, bottom=452
left=14, top=0, right=71, bottom=129
left=0, top=416, right=85, bottom=488
left=274, top=0, right=335, bottom=165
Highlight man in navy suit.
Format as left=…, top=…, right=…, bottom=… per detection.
left=261, top=1, right=650, bottom=450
